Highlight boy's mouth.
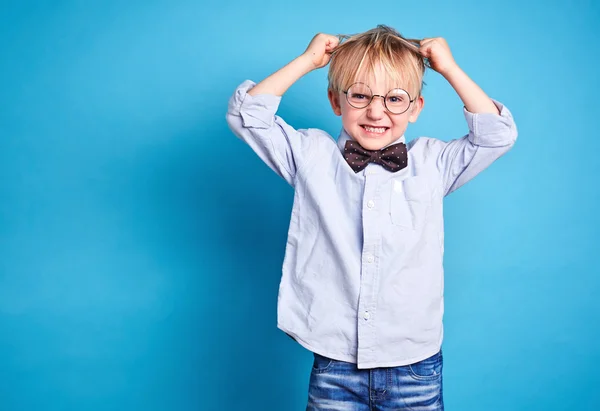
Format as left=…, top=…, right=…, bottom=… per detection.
left=361, top=125, right=389, bottom=135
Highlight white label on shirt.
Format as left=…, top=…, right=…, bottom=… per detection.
left=393, top=180, right=403, bottom=193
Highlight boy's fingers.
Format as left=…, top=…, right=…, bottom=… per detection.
left=418, top=43, right=431, bottom=54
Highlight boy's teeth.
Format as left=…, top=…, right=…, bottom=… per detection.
left=364, top=126, right=386, bottom=133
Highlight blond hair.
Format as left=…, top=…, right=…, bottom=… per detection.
left=328, top=25, right=429, bottom=99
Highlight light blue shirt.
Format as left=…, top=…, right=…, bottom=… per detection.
left=226, top=80, right=517, bottom=368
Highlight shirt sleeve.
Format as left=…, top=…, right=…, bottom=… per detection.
left=429, top=99, right=518, bottom=196
left=225, top=80, right=323, bottom=186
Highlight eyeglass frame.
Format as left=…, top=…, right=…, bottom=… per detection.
left=342, top=82, right=417, bottom=115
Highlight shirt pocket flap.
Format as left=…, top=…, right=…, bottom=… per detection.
left=393, top=176, right=431, bottom=203
left=391, top=176, right=431, bottom=229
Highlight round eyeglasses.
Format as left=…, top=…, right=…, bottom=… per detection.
left=342, top=82, right=416, bottom=115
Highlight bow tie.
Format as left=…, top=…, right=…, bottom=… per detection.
left=343, top=140, right=408, bottom=173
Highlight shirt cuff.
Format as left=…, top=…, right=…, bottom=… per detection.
left=463, top=99, right=518, bottom=147
left=227, top=80, right=282, bottom=129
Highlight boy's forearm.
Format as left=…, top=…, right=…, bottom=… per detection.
left=248, top=55, right=315, bottom=97
left=441, top=65, right=500, bottom=115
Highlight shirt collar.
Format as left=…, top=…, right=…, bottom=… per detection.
left=336, top=128, right=406, bottom=153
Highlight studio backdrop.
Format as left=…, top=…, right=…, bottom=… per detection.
left=1, top=1, right=599, bottom=410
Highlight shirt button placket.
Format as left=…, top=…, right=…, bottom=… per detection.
left=357, top=170, right=380, bottom=367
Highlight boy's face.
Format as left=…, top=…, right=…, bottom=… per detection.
left=328, top=62, right=424, bottom=151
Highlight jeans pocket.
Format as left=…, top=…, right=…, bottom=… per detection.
left=312, top=353, right=334, bottom=374
left=408, top=351, right=443, bottom=381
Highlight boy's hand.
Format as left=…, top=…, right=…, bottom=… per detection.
left=302, top=33, right=340, bottom=70
left=419, top=38, right=459, bottom=76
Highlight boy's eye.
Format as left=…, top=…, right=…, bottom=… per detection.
left=388, top=96, right=405, bottom=103
left=352, top=93, right=368, bottom=100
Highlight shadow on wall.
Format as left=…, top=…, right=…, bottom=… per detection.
left=135, top=115, right=312, bottom=410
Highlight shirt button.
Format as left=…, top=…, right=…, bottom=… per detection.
left=363, top=311, right=371, bottom=320
left=367, top=200, right=375, bottom=209
left=367, top=255, right=374, bottom=263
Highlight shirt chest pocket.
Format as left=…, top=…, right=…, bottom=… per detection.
left=390, top=176, right=431, bottom=230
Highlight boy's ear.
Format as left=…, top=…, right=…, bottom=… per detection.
left=408, top=96, right=425, bottom=123
left=328, top=89, right=342, bottom=116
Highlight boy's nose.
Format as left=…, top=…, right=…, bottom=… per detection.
left=367, top=96, right=387, bottom=118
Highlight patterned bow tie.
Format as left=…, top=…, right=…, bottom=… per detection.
left=343, top=140, right=408, bottom=173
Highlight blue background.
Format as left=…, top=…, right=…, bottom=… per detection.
left=1, top=1, right=599, bottom=410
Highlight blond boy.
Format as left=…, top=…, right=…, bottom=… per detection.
left=226, top=25, right=517, bottom=410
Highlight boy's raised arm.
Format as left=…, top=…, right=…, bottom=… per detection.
left=226, top=33, right=340, bottom=186
left=248, top=33, right=340, bottom=97
left=418, top=37, right=517, bottom=196
left=419, top=37, right=499, bottom=114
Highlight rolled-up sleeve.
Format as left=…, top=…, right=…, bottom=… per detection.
left=226, top=80, right=321, bottom=186
left=432, top=99, right=518, bottom=196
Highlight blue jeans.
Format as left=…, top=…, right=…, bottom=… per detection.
left=306, top=350, right=444, bottom=411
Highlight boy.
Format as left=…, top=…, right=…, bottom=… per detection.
left=226, top=25, right=517, bottom=410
